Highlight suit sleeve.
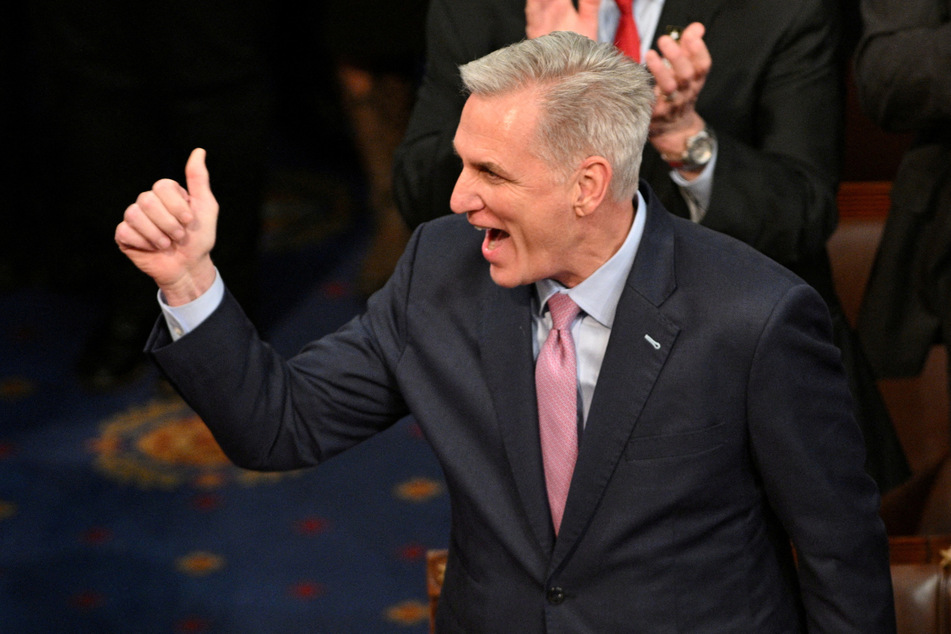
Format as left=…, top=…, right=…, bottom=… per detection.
left=693, top=0, right=843, bottom=268
left=146, top=231, right=422, bottom=471
left=853, top=0, right=951, bottom=133
left=746, top=283, right=895, bottom=632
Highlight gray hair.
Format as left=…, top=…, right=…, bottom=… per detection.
left=459, top=30, right=655, bottom=202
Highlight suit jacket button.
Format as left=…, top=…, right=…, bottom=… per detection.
left=547, top=586, right=566, bottom=605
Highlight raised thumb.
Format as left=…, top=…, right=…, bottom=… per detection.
left=184, top=147, right=214, bottom=203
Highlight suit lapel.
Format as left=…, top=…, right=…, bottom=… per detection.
left=481, top=282, right=556, bottom=554
left=551, top=186, right=682, bottom=571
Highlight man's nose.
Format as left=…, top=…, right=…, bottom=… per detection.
left=449, top=169, right=480, bottom=215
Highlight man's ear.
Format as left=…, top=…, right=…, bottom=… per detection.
left=573, top=156, right=612, bottom=217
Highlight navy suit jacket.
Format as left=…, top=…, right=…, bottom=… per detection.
left=149, top=183, right=894, bottom=632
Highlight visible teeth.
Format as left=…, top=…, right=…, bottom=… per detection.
left=474, top=225, right=487, bottom=231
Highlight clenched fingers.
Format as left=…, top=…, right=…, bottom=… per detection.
left=117, top=183, right=190, bottom=251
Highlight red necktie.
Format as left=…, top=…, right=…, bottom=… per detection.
left=614, top=0, right=641, bottom=62
left=536, top=293, right=581, bottom=535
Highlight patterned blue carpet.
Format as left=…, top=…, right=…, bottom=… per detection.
left=0, top=183, right=450, bottom=633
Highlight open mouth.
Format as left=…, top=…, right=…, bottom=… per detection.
left=487, top=227, right=510, bottom=250
left=477, top=226, right=510, bottom=251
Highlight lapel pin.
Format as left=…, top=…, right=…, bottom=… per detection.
left=644, top=334, right=661, bottom=350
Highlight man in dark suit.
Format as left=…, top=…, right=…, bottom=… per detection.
left=115, top=32, right=894, bottom=631
left=393, top=0, right=911, bottom=493
left=854, top=0, right=951, bottom=401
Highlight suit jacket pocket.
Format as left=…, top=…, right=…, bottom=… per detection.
left=621, top=423, right=728, bottom=492
left=624, top=422, right=725, bottom=462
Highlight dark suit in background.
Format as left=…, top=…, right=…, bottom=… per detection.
left=854, top=0, right=951, bottom=393
left=149, top=182, right=894, bottom=632
left=393, top=0, right=911, bottom=492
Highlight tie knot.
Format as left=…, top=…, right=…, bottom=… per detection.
left=615, top=0, right=633, bottom=16
left=547, top=294, right=580, bottom=331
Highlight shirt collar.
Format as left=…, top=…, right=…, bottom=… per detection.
left=535, top=190, right=647, bottom=328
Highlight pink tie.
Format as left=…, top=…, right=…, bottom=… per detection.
left=536, top=293, right=581, bottom=535
left=614, top=0, right=641, bottom=62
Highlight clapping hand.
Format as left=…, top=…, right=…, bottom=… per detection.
left=524, top=0, right=602, bottom=40
left=644, top=22, right=710, bottom=141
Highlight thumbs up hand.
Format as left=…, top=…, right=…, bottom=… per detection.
left=115, top=148, right=220, bottom=305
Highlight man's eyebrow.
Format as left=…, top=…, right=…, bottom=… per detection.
left=453, top=144, right=507, bottom=176
left=473, top=160, right=509, bottom=179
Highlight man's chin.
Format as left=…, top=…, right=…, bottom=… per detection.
left=488, top=265, right=522, bottom=289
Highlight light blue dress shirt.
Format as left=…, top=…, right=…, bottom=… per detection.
left=533, top=190, right=647, bottom=426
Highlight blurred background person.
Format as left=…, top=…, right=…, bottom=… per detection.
left=853, top=0, right=951, bottom=421
left=320, top=0, right=428, bottom=298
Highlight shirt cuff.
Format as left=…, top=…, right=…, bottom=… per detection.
left=669, top=147, right=717, bottom=223
left=157, top=269, right=225, bottom=341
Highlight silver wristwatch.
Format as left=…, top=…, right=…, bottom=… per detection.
left=664, top=127, right=716, bottom=172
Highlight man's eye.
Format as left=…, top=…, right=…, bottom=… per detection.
left=480, top=167, right=502, bottom=181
